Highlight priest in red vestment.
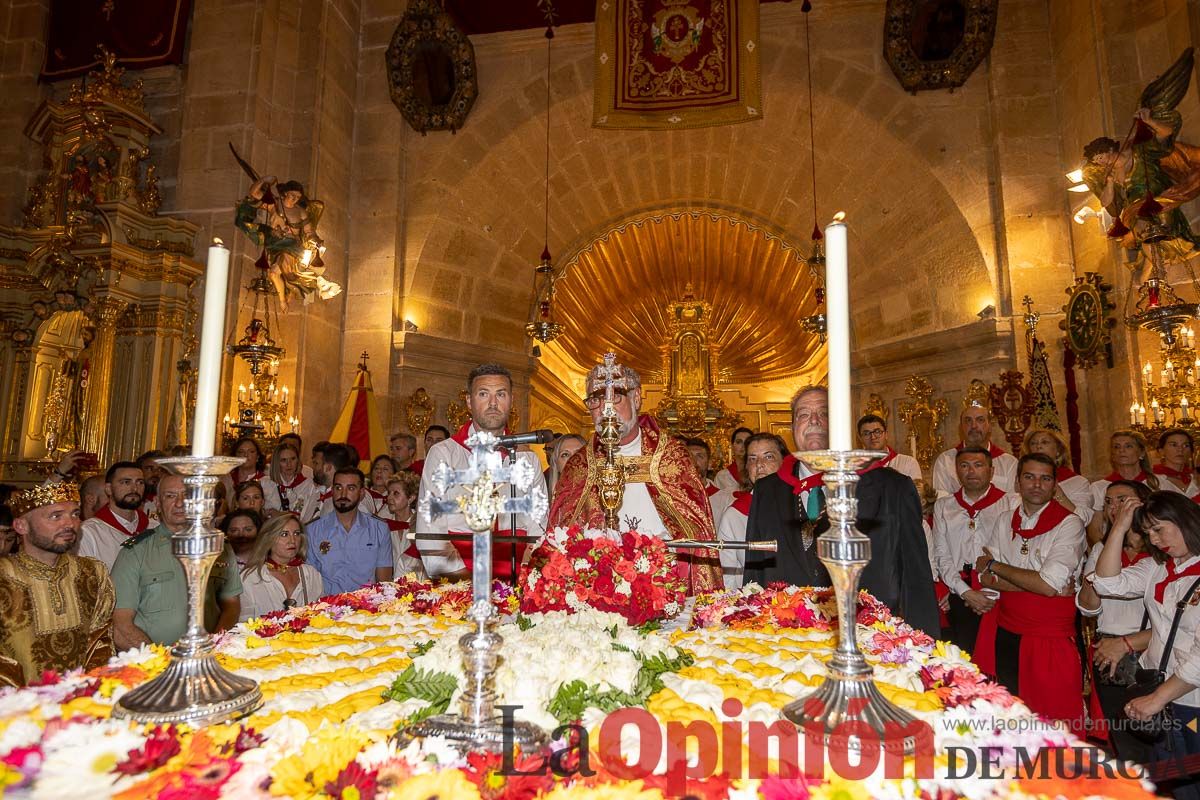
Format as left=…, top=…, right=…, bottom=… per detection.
left=548, top=360, right=721, bottom=593
left=973, top=452, right=1087, bottom=727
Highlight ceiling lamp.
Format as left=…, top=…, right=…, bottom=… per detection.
left=526, top=1, right=565, bottom=345
left=797, top=0, right=827, bottom=343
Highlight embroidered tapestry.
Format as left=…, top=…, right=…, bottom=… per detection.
left=593, top=0, right=761, bottom=130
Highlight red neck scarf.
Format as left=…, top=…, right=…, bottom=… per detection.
left=1155, top=464, right=1194, bottom=485
left=1056, top=466, right=1078, bottom=482
left=386, top=519, right=411, bottom=531
left=1123, top=550, right=1150, bottom=569
left=1105, top=469, right=1149, bottom=483
left=1155, top=558, right=1200, bottom=603
left=957, top=441, right=1006, bottom=459
left=368, top=488, right=387, bottom=501
left=1010, top=500, right=1072, bottom=540
left=953, top=484, right=1007, bottom=519
left=725, top=461, right=742, bottom=484
left=236, top=468, right=265, bottom=483
left=278, top=472, right=307, bottom=490
left=94, top=504, right=150, bottom=535
left=267, top=556, right=304, bottom=570
left=451, top=423, right=512, bottom=455
left=778, top=455, right=824, bottom=495
left=877, top=447, right=898, bottom=468
left=731, top=490, right=752, bottom=515
left=704, top=483, right=720, bottom=497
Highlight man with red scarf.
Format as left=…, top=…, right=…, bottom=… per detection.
left=743, top=386, right=939, bottom=634
left=548, top=360, right=721, bottom=593
left=931, top=402, right=1018, bottom=497
left=857, top=414, right=923, bottom=488
left=78, top=462, right=151, bottom=570
left=974, top=452, right=1086, bottom=726
left=932, top=446, right=1010, bottom=652
left=416, top=364, right=547, bottom=581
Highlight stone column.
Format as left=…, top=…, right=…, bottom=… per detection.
left=80, top=296, right=128, bottom=461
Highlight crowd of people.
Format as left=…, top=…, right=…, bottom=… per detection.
left=4, top=361, right=1200, bottom=794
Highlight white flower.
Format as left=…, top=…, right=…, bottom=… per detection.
left=634, top=555, right=650, bottom=572
left=615, top=580, right=632, bottom=596
left=573, top=558, right=590, bottom=571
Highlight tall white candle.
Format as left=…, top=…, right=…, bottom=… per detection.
left=824, top=213, right=852, bottom=450
left=192, top=239, right=231, bottom=457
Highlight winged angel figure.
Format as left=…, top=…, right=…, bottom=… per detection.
left=231, top=144, right=341, bottom=310
left=1081, top=48, right=1200, bottom=258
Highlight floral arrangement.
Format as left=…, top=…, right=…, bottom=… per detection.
left=519, top=526, right=688, bottom=626
left=0, top=579, right=1157, bottom=800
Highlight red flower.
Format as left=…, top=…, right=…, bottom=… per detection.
left=462, top=750, right=555, bottom=799
left=324, top=761, right=378, bottom=800
left=60, top=678, right=100, bottom=703
left=113, top=725, right=182, bottom=775
left=286, top=617, right=311, bottom=633
left=29, top=670, right=60, bottom=686
left=224, top=726, right=266, bottom=755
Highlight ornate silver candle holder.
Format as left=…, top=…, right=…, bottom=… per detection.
left=781, top=450, right=927, bottom=756
left=112, top=455, right=263, bottom=726
left=397, top=431, right=549, bottom=754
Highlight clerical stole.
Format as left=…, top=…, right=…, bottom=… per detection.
left=593, top=0, right=762, bottom=130
left=548, top=415, right=721, bottom=593
left=0, top=553, right=115, bottom=687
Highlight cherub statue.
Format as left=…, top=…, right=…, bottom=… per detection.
left=1081, top=48, right=1200, bottom=256
left=231, top=144, right=341, bottom=310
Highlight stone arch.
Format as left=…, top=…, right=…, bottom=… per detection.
left=398, top=10, right=995, bottom=355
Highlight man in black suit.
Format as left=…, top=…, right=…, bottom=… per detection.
left=744, top=386, right=940, bottom=635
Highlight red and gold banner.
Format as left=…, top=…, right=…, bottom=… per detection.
left=593, top=0, right=761, bottom=130
left=40, top=0, right=192, bottom=82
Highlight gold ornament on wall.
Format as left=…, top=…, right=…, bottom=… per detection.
left=447, top=390, right=471, bottom=432
left=404, top=388, right=435, bottom=437
left=1059, top=272, right=1115, bottom=369
left=861, top=392, right=888, bottom=423
left=963, top=378, right=989, bottom=410
left=989, top=371, right=1035, bottom=453
left=898, top=375, right=948, bottom=482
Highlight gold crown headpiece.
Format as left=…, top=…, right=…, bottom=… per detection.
left=10, top=482, right=80, bottom=517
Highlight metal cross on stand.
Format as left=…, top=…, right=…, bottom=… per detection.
left=595, top=352, right=628, bottom=532
left=397, top=430, right=549, bottom=755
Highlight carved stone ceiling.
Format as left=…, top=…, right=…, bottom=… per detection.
left=552, top=210, right=826, bottom=385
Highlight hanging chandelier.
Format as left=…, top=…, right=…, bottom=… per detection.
left=797, top=0, right=826, bottom=343
left=224, top=254, right=298, bottom=447
left=525, top=1, right=565, bottom=345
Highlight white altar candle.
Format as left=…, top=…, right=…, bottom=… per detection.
left=825, top=213, right=852, bottom=451
left=192, top=239, right=231, bottom=457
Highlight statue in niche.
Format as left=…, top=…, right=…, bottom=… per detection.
left=230, top=144, right=342, bottom=311
left=1081, top=48, right=1200, bottom=256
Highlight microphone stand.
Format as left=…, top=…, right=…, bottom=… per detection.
left=507, top=447, right=518, bottom=585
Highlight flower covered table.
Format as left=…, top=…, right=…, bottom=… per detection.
left=0, top=578, right=1156, bottom=800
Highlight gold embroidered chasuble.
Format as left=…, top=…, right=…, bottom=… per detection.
left=0, top=552, right=115, bottom=687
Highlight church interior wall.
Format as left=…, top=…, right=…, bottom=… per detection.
left=5, top=0, right=1200, bottom=471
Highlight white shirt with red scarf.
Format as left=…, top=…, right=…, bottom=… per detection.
left=705, top=480, right=734, bottom=530
left=713, top=461, right=743, bottom=492
left=264, top=473, right=318, bottom=516
left=876, top=447, right=923, bottom=486
left=982, top=499, right=1085, bottom=594
left=414, top=423, right=548, bottom=578
left=932, top=442, right=1017, bottom=498
left=717, top=491, right=752, bottom=590
left=932, top=484, right=1012, bottom=597
left=79, top=505, right=153, bottom=570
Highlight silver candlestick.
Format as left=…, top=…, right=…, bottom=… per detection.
left=112, top=456, right=263, bottom=726
left=397, top=431, right=549, bottom=754
left=781, top=450, right=927, bottom=756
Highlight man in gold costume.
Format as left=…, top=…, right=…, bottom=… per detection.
left=0, top=483, right=114, bottom=687
left=548, top=360, right=721, bottom=593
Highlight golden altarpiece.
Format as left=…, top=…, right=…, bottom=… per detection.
left=0, top=54, right=202, bottom=481
left=650, top=288, right=741, bottom=462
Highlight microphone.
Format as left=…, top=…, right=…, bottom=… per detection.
left=494, top=429, right=555, bottom=448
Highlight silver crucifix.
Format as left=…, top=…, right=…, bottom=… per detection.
left=401, top=430, right=549, bottom=754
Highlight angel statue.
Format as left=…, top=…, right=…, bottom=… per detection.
left=1081, top=47, right=1200, bottom=259
left=231, top=144, right=341, bottom=310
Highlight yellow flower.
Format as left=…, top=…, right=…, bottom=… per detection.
left=270, top=726, right=371, bottom=797
left=810, top=775, right=871, bottom=800
left=384, top=769, right=481, bottom=800
left=540, top=783, right=664, bottom=799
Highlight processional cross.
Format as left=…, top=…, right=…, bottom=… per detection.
left=595, top=352, right=628, bottom=531
left=401, top=431, right=549, bottom=753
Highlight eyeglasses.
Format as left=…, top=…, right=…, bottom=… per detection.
left=584, top=389, right=630, bottom=410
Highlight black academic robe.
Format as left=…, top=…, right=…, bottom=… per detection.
left=744, top=463, right=940, bottom=636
